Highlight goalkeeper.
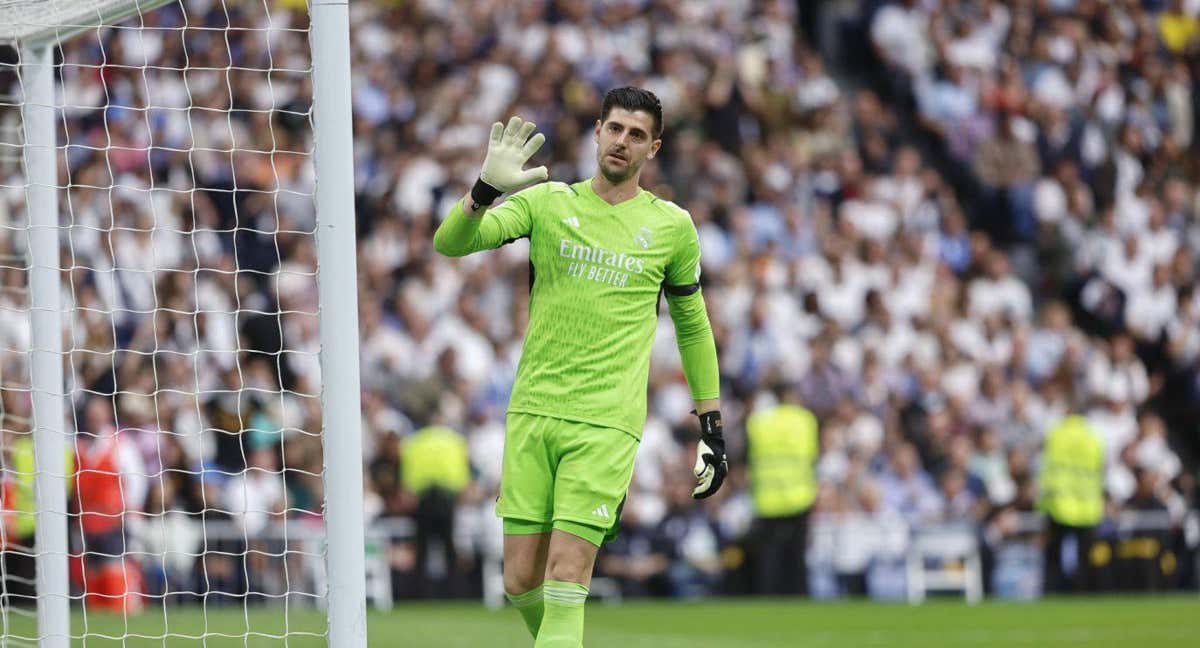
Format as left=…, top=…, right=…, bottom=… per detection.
left=434, top=86, right=724, bottom=647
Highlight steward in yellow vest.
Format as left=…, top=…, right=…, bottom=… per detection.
left=1038, top=415, right=1105, bottom=593
left=1, top=433, right=74, bottom=606
left=1038, top=415, right=1104, bottom=528
left=745, top=389, right=819, bottom=595
left=401, top=425, right=471, bottom=597
left=401, top=426, right=471, bottom=497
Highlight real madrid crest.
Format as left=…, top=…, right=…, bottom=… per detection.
left=635, top=226, right=652, bottom=250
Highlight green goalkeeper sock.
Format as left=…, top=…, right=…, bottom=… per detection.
left=506, top=584, right=545, bottom=639
left=535, top=580, right=588, bottom=647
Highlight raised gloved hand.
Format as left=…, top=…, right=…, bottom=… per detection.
left=692, top=410, right=728, bottom=499
left=471, top=116, right=549, bottom=207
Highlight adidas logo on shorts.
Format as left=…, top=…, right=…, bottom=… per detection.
left=592, top=504, right=610, bottom=519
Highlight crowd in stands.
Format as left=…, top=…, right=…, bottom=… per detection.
left=1, top=0, right=1198, bottom=604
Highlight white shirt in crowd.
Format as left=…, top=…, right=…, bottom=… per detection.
left=1086, top=353, right=1150, bottom=406
left=223, top=469, right=285, bottom=538
left=968, top=275, right=1032, bottom=322
left=870, top=2, right=934, bottom=77
left=1124, top=282, right=1177, bottom=340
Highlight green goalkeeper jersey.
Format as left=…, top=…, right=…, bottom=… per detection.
left=434, top=179, right=720, bottom=439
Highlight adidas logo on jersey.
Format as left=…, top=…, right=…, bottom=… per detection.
left=561, top=216, right=581, bottom=228
left=592, top=504, right=610, bottom=519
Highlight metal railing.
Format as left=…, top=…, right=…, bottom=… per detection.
left=807, top=509, right=1199, bottom=603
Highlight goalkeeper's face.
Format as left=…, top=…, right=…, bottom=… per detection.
left=594, top=108, right=661, bottom=184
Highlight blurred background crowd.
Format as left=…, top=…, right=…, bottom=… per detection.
left=1, top=0, right=1199, bottom=608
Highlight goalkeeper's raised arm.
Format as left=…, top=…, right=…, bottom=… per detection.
left=432, top=116, right=549, bottom=257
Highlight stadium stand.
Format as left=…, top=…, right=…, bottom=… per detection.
left=0, top=0, right=1197, bottom=603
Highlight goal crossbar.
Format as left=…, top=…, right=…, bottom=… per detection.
left=0, top=0, right=175, bottom=46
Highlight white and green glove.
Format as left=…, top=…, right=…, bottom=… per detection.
left=471, top=116, right=549, bottom=208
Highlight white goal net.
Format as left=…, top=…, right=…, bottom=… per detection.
left=0, top=0, right=364, bottom=644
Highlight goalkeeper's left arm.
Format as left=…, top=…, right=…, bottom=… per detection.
left=667, top=287, right=726, bottom=499
left=667, top=288, right=720, bottom=407
left=664, top=218, right=725, bottom=499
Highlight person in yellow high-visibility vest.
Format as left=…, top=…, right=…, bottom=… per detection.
left=401, top=424, right=472, bottom=597
left=1, top=431, right=74, bottom=607
left=1037, top=414, right=1105, bottom=593
left=745, top=385, right=819, bottom=595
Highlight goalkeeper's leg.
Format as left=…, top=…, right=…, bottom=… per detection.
left=534, top=418, right=637, bottom=647
left=504, top=526, right=552, bottom=638
left=536, top=527, right=602, bottom=648
left=497, top=414, right=558, bottom=638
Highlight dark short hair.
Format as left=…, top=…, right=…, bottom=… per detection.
left=600, top=86, right=663, bottom=138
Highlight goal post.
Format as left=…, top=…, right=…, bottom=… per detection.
left=7, top=35, right=81, bottom=647
left=0, top=0, right=367, bottom=645
left=308, top=0, right=368, bottom=645
left=23, top=39, right=70, bottom=648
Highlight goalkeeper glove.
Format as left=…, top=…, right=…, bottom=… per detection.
left=692, top=410, right=728, bottom=499
left=471, top=116, right=549, bottom=208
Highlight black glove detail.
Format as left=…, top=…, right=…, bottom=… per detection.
left=692, top=410, right=728, bottom=499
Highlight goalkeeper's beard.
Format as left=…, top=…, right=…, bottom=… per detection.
left=599, top=155, right=642, bottom=184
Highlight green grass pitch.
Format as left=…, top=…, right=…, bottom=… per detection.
left=3, top=596, right=1199, bottom=646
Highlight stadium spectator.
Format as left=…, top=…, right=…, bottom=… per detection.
left=878, top=443, right=942, bottom=524
left=796, top=333, right=856, bottom=419
left=72, top=398, right=146, bottom=613
left=654, top=475, right=725, bottom=599
left=1115, top=466, right=1172, bottom=591
left=596, top=498, right=672, bottom=598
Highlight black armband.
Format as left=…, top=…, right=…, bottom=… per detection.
left=470, top=177, right=503, bottom=209
left=664, top=282, right=700, bottom=297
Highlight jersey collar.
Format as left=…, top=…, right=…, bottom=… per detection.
left=578, top=177, right=649, bottom=212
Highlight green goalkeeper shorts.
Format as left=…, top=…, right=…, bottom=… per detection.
left=497, top=411, right=639, bottom=546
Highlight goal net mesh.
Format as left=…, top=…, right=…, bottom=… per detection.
left=0, top=0, right=329, bottom=642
